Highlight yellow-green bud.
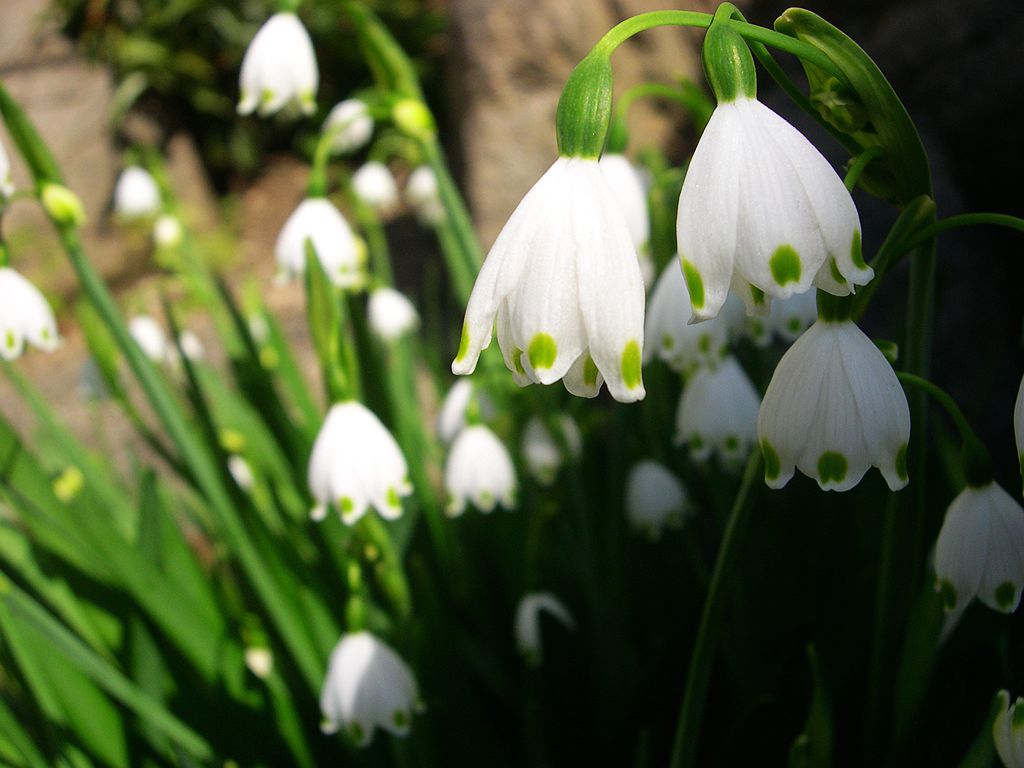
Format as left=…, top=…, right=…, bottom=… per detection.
left=40, top=183, right=86, bottom=226
left=53, top=465, right=84, bottom=503
left=392, top=99, right=436, bottom=140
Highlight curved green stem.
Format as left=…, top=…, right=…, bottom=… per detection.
left=617, top=81, right=714, bottom=130
left=896, top=373, right=976, bottom=445
left=669, top=452, right=761, bottom=768
left=845, top=146, right=885, bottom=192
left=904, top=212, right=1024, bottom=249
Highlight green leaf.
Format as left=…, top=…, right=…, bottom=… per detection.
left=788, top=645, right=833, bottom=768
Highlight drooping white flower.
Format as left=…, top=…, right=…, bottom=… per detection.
left=599, top=153, right=652, bottom=285
left=625, top=459, right=691, bottom=540
left=1015, top=374, right=1023, bottom=487
left=0, top=137, right=14, bottom=199
left=0, top=267, right=59, bottom=360
left=436, top=379, right=493, bottom=444
left=308, top=401, right=411, bottom=525
left=444, top=425, right=517, bottom=516
left=745, top=289, right=819, bottom=348
left=237, top=13, right=318, bottom=117
left=934, top=481, right=1024, bottom=614
left=275, top=198, right=365, bottom=289
left=323, top=99, right=373, bottom=154
left=521, top=414, right=582, bottom=485
left=128, top=315, right=169, bottom=364
left=993, top=690, right=1024, bottom=768
left=452, top=157, right=646, bottom=402
left=514, top=592, right=574, bottom=664
left=228, top=455, right=254, bottom=491
left=113, top=166, right=161, bottom=219
left=757, top=318, right=910, bottom=491
left=244, top=647, right=273, bottom=679
left=352, top=161, right=398, bottom=210
left=644, top=260, right=744, bottom=374
left=674, top=356, right=760, bottom=465
left=320, top=632, right=421, bottom=745
left=177, top=330, right=204, bottom=361
left=153, top=214, right=183, bottom=249
left=676, top=96, right=871, bottom=321
left=367, top=287, right=419, bottom=342
left=405, top=166, right=444, bottom=224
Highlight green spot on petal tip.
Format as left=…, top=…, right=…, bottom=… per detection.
left=513, top=349, right=526, bottom=375
left=583, top=355, right=599, bottom=387
left=829, top=256, right=845, bottom=285
left=850, top=229, right=868, bottom=269
left=770, top=245, right=802, bottom=286
left=938, top=579, right=957, bottom=612
left=895, top=444, right=909, bottom=482
left=750, top=285, right=765, bottom=305
left=528, top=333, right=557, bottom=370
left=761, top=441, right=780, bottom=480
left=339, top=496, right=354, bottom=513
left=681, top=258, right=704, bottom=308
left=621, top=341, right=642, bottom=389
left=455, top=323, right=470, bottom=362
left=817, top=451, right=848, bottom=485
left=995, top=581, right=1016, bottom=611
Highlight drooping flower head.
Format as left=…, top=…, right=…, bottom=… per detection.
left=367, top=287, right=419, bottom=342
left=323, top=99, right=373, bottom=154
left=114, top=166, right=161, bottom=219
left=352, top=161, right=399, bottom=211
left=993, top=690, right=1024, bottom=768
left=436, top=379, right=493, bottom=445
left=153, top=214, right=183, bottom=249
left=308, top=402, right=411, bottom=525
left=238, top=13, right=318, bottom=117
left=0, top=267, right=59, bottom=360
left=128, top=314, right=170, bottom=364
left=676, top=20, right=870, bottom=322
left=444, top=424, right=517, bottom=516
left=405, top=166, right=444, bottom=224
left=320, top=631, right=421, bottom=746
left=521, top=414, right=582, bottom=485
left=625, top=459, right=692, bottom=540
left=514, top=592, right=575, bottom=664
left=758, top=316, right=910, bottom=491
left=674, top=356, right=760, bottom=465
left=934, top=481, right=1024, bottom=614
left=275, top=198, right=365, bottom=288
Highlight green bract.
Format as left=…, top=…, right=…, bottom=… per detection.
left=555, top=53, right=613, bottom=159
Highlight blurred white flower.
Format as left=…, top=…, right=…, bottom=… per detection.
left=0, top=137, right=15, bottom=199
left=237, top=12, right=318, bottom=117
left=405, top=166, right=445, bottom=224
left=129, top=315, right=169, bottom=364
left=275, top=198, right=365, bottom=289
left=367, top=287, right=419, bottom=342
left=323, top=98, right=373, bottom=154
left=676, top=96, right=870, bottom=321
left=0, top=267, right=59, bottom=360
left=1015, top=374, right=1023, bottom=487
left=444, top=425, right=517, bottom=516
left=177, top=330, right=204, bottom=361
left=757, top=319, right=910, bottom=491
left=514, top=592, right=574, bottom=664
left=993, top=690, right=1024, bottom=768
left=675, top=356, right=760, bottom=465
left=436, top=379, right=493, bottom=444
left=452, top=157, right=646, bottom=402
left=247, top=313, right=270, bottom=344
left=228, top=455, right=254, bottom=491
left=308, top=402, right=411, bottom=525
left=745, top=289, right=819, bottom=348
left=244, top=647, right=273, bottom=679
left=153, top=214, right=183, bottom=248
left=113, top=166, right=161, bottom=219
left=521, top=415, right=582, bottom=485
left=320, top=632, right=421, bottom=746
left=934, top=482, right=1024, bottom=614
left=625, top=460, right=691, bottom=540
left=352, top=161, right=398, bottom=210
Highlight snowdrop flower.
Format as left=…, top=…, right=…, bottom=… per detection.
left=675, top=356, right=760, bottom=465
left=599, top=153, right=653, bottom=286
left=514, top=592, right=574, bottom=664
left=177, top=330, right=204, bottom=361
left=994, top=690, right=1024, bottom=768
left=153, top=214, right=183, bottom=249
left=323, top=99, right=373, bottom=155
left=405, top=166, right=444, bottom=224
left=436, top=379, right=493, bottom=444
left=320, top=632, right=421, bottom=745
left=757, top=318, right=910, bottom=491
left=644, top=260, right=744, bottom=374
left=128, top=315, right=169, bottom=364
left=237, top=13, right=318, bottom=117
left=367, top=287, right=419, bottom=342
left=113, top=166, right=161, bottom=219
left=0, top=267, right=59, bottom=359
left=625, top=460, right=691, bottom=540
left=352, top=161, right=398, bottom=210
left=1015, top=374, right=1023, bottom=486
left=444, top=425, right=517, bottom=516
left=521, top=415, right=582, bottom=485
left=0, top=137, right=14, bottom=199
left=275, top=198, right=365, bottom=289
left=308, top=402, right=411, bottom=525
left=934, top=482, right=1024, bottom=613
left=452, top=157, right=646, bottom=402
left=228, top=455, right=254, bottom=491
left=747, top=289, right=820, bottom=347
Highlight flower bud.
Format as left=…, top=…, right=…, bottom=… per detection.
left=41, top=183, right=85, bottom=225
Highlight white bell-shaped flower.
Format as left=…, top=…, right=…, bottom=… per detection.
left=452, top=157, right=646, bottom=402
left=746, top=289, right=820, bottom=347
left=1015, top=374, right=1023, bottom=486
left=1, top=137, right=15, bottom=199
left=367, top=287, right=419, bottom=342
left=599, top=152, right=652, bottom=285
left=228, top=455, right=254, bottom=491
left=320, top=631, right=421, bottom=746
left=644, top=260, right=743, bottom=374
left=275, top=198, right=365, bottom=289
left=444, top=425, right=517, bottom=516
left=675, top=356, right=760, bottom=464
left=676, top=96, right=871, bottom=321
left=436, top=379, right=492, bottom=445
left=352, top=161, right=398, bottom=210
left=308, top=401, right=411, bottom=525
left=625, top=459, right=691, bottom=540
left=994, top=690, right=1024, bottom=768
left=521, top=414, right=582, bottom=485
left=514, top=592, right=574, bottom=664
left=128, top=315, right=169, bottom=364
left=323, top=99, right=373, bottom=154
left=405, top=166, right=444, bottom=224
left=177, top=330, right=204, bottom=361
left=153, top=214, right=183, bottom=249
left=113, top=166, right=161, bottom=219
left=934, top=481, right=1024, bottom=614
left=757, top=318, right=910, bottom=491
left=237, top=12, right=318, bottom=117
left=0, top=267, right=59, bottom=360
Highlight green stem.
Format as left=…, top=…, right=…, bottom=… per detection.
left=669, top=452, right=761, bottom=768
left=845, top=146, right=885, bottom=192
left=896, top=373, right=977, bottom=445
left=903, top=212, right=1024, bottom=249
